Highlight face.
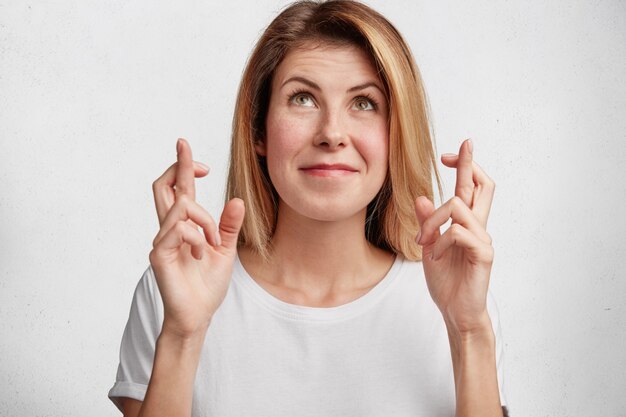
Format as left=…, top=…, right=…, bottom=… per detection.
left=257, top=43, right=389, bottom=223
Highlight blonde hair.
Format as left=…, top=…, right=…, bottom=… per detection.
left=226, top=0, right=441, bottom=261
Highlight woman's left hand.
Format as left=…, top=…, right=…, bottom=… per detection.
left=414, top=139, right=496, bottom=335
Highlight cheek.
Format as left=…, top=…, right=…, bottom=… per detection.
left=354, top=122, right=389, bottom=171
left=265, top=112, right=305, bottom=171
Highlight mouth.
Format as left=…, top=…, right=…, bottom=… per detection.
left=300, top=163, right=358, bottom=177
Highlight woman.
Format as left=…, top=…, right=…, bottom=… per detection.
left=109, top=1, right=508, bottom=416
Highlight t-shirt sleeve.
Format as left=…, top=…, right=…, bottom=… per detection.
left=487, top=290, right=508, bottom=408
left=108, top=266, right=163, bottom=412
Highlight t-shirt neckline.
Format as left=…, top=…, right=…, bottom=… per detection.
left=232, top=253, right=405, bottom=322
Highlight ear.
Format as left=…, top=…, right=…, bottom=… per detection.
left=254, top=139, right=267, bottom=156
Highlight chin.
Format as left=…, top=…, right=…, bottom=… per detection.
left=283, top=195, right=372, bottom=223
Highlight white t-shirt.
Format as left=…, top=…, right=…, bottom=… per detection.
left=109, top=254, right=507, bottom=416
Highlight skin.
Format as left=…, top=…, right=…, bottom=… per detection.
left=120, top=43, right=502, bottom=416
left=241, top=44, right=394, bottom=305
left=415, top=142, right=503, bottom=416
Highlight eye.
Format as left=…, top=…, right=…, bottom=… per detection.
left=289, top=92, right=315, bottom=108
left=352, top=96, right=377, bottom=111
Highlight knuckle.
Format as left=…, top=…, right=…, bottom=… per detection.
left=171, top=196, right=191, bottom=215
left=449, top=223, right=463, bottom=238
left=484, top=245, right=495, bottom=263
left=219, top=222, right=238, bottom=236
left=174, top=220, right=188, bottom=233
left=148, top=249, right=161, bottom=266
left=205, top=215, right=217, bottom=231
left=450, top=196, right=462, bottom=209
left=176, top=193, right=190, bottom=205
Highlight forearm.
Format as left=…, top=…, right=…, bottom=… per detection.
left=138, top=329, right=207, bottom=417
left=446, top=316, right=503, bottom=417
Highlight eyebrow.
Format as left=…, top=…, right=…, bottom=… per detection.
left=281, top=76, right=384, bottom=95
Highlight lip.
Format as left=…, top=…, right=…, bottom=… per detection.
left=300, top=163, right=358, bottom=177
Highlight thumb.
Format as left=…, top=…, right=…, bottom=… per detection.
left=217, top=198, right=245, bottom=251
left=414, top=195, right=436, bottom=244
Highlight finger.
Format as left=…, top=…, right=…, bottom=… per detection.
left=418, top=196, right=491, bottom=246
left=153, top=160, right=209, bottom=225
left=454, top=139, right=474, bottom=207
left=431, top=223, right=494, bottom=265
left=441, top=154, right=495, bottom=228
left=414, top=195, right=437, bottom=245
left=153, top=220, right=208, bottom=261
left=153, top=195, right=220, bottom=247
left=175, top=138, right=196, bottom=200
left=217, top=198, right=246, bottom=252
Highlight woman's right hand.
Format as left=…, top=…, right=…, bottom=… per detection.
left=149, top=138, right=245, bottom=339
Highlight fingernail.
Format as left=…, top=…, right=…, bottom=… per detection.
left=215, top=231, right=222, bottom=247
left=442, top=153, right=456, bottom=158
left=415, top=231, right=422, bottom=245
left=196, top=161, right=210, bottom=171
left=177, top=138, right=182, bottom=154
left=467, top=139, right=473, bottom=154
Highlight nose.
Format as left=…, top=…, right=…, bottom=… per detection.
left=314, top=109, right=347, bottom=149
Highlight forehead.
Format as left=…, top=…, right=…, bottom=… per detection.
left=272, top=42, right=381, bottom=88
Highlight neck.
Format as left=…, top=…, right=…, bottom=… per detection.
left=240, top=201, right=394, bottom=304
left=272, top=205, right=371, bottom=277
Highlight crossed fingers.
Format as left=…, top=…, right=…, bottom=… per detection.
left=152, top=139, right=210, bottom=225
left=442, top=140, right=495, bottom=229
left=418, top=139, right=496, bottom=259
left=151, top=138, right=222, bottom=260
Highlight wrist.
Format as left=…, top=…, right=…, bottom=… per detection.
left=159, top=322, right=209, bottom=351
left=143, top=321, right=208, bottom=416
left=161, top=315, right=212, bottom=340
left=444, top=313, right=502, bottom=417
left=444, top=312, right=495, bottom=347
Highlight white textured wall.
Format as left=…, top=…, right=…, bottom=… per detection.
left=1, top=1, right=624, bottom=416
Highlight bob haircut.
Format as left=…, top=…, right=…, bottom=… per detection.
left=226, top=0, right=441, bottom=261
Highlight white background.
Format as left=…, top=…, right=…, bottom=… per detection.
left=1, top=1, right=625, bottom=416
